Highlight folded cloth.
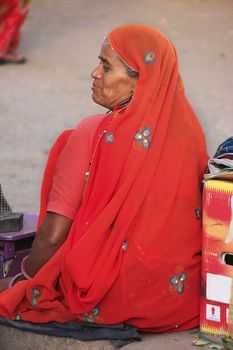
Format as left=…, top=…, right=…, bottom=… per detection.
left=213, top=137, right=233, bottom=159
left=205, top=137, right=233, bottom=180
left=208, top=158, right=233, bottom=175
left=0, top=316, right=141, bottom=348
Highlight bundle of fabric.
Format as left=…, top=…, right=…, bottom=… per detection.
left=206, top=137, right=233, bottom=180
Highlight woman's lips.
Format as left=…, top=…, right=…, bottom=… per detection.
left=92, top=83, right=100, bottom=90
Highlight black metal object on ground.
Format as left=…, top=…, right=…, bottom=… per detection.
left=0, top=185, right=11, bottom=213
left=0, top=212, right=24, bottom=233
left=0, top=185, right=23, bottom=232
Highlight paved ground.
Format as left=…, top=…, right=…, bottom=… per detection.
left=0, top=0, right=233, bottom=349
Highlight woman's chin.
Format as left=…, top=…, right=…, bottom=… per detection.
left=92, top=93, right=100, bottom=105
left=92, top=95, right=109, bottom=109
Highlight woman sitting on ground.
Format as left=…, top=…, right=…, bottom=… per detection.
left=0, top=24, right=208, bottom=332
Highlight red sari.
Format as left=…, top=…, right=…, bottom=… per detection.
left=0, top=0, right=30, bottom=54
left=0, top=24, right=208, bottom=332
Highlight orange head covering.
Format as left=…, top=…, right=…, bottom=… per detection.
left=0, top=24, right=208, bottom=331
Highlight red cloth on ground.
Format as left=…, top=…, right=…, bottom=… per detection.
left=0, top=24, right=208, bottom=332
left=0, top=0, right=30, bottom=54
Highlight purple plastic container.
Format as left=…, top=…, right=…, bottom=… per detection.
left=0, top=213, right=37, bottom=279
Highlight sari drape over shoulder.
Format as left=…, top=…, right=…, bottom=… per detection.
left=0, top=0, right=30, bottom=54
left=0, top=24, right=208, bottom=332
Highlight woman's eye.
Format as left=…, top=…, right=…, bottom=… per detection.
left=103, top=65, right=110, bottom=72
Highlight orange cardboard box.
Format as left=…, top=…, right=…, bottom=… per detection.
left=200, top=179, right=233, bottom=336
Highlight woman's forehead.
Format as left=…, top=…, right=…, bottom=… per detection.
left=99, top=44, right=118, bottom=66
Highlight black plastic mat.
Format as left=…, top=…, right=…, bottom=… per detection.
left=0, top=316, right=142, bottom=348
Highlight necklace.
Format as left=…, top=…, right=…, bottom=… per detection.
left=82, top=106, right=127, bottom=199
left=106, top=96, right=132, bottom=114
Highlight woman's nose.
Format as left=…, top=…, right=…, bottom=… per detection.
left=91, top=65, right=102, bottom=79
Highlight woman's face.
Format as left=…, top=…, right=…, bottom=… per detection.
left=91, top=43, right=138, bottom=109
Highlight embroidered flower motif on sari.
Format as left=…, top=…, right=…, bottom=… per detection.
left=84, top=171, right=89, bottom=182
left=32, top=288, right=41, bottom=307
left=144, top=51, right=156, bottom=64
left=106, top=132, right=114, bottom=144
left=169, top=272, right=187, bottom=294
left=122, top=240, right=128, bottom=251
left=134, top=128, right=151, bottom=149
left=15, top=313, right=22, bottom=321
left=195, top=208, right=201, bottom=220
left=3, top=258, right=14, bottom=277
left=81, top=307, right=100, bottom=323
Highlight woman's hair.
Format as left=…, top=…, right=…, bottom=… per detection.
left=115, top=53, right=139, bottom=78
left=104, top=38, right=139, bottom=78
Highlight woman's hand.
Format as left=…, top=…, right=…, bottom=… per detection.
left=0, top=213, right=72, bottom=292
left=25, top=212, right=73, bottom=277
